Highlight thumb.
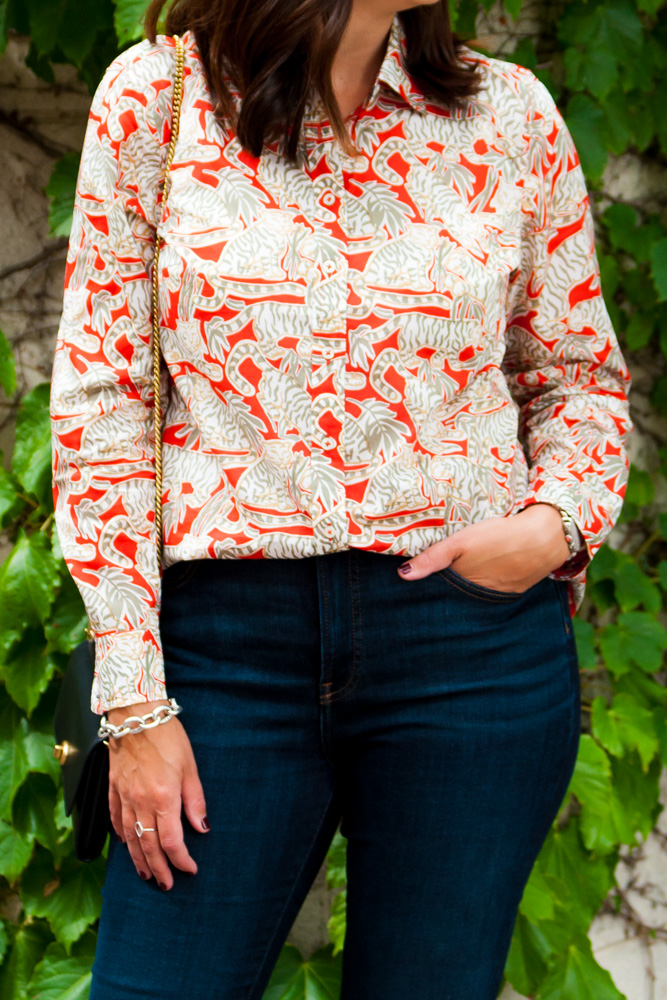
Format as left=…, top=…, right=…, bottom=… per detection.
left=182, top=767, right=210, bottom=834
left=397, top=538, right=458, bottom=581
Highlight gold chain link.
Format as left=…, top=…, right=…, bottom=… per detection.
left=151, top=35, right=185, bottom=567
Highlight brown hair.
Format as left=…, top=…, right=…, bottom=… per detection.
left=144, top=0, right=483, bottom=161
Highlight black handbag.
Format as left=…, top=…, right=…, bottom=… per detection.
left=53, top=640, right=110, bottom=862
left=52, top=35, right=185, bottom=863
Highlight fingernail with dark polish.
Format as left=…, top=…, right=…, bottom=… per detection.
left=159, top=882, right=169, bottom=892
left=398, top=563, right=412, bottom=575
left=202, top=816, right=210, bottom=831
left=139, top=871, right=150, bottom=880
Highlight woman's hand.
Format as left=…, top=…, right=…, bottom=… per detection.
left=397, top=503, right=571, bottom=591
left=106, top=702, right=209, bottom=890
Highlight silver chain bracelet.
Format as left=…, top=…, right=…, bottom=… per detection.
left=97, top=698, right=183, bottom=740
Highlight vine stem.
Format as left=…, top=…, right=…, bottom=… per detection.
left=39, top=513, right=54, bottom=533
left=14, top=492, right=38, bottom=508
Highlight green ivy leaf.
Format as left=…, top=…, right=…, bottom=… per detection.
left=599, top=612, right=667, bottom=676
left=505, top=913, right=550, bottom=997
left=613, top=561, right=661, bottom=612
left=27, top=940, right=93, bottom=1000
left=536, top=932, right=625, bottom=1000
left=613, top=670, right=667, bottom=711
left=0, top=819, right=34, bottom=882
left=649, top=375, right=667, bottom=416
left=262, top=943, right=342, bottom=1000
left=28, top=0, right=112, bottom=66
left=21, top=850, right=105, bottom=952
left=0, top=920, right=8, bottom=966
left=591, top=694, right=658, bottom=770
left=566, top=737, right=637, bottom=853
left=568, top=735, right=612, bottom=816
left=13, top=774, right=62, bottom=855
left=624, top=313, right=654, bottom=350
left=325, top=829, right=347, bottom=889
left=44, top=574, right=88, bottom=655
left=45, top=152, right=80, bottom=238
left=583, top=46, right=618, bottom=99
left=564, top=94, right=607, bottom=178
left=0, top=531, right=60, bottom=661
left=0, top=699, right=59, bottom=821
left=1, top=629, right=58, bottom=716
left=637, top=0, right=665, bottom=12
left=519, top=870, right=562, bottom=924
left=0, top=921, right=54, bottom=1000
left=602, top=205, right=665, bottom=264
left=0, top=328, right=16, bottom=397
left=12, top=383, right=54, bottom=510
left=654, top=708, right=667, bottom=767
left=327, top=889, right=346, bottom=957
left=572, top=618, right=597, bottom=671
left=551, top=813, right=610, bottom=888
left=650, top=237, right=667, bottom=301
left=450, top=0, right=479, bottom=36
left=623, top=465, right=654, bottom=507
left=113, top=0, right=149, bottom=44
left=503, top=0, right=523, bottom=20
left=610, top=753, right=662, bottom=841
left=0, top=460, right=24, bottom=528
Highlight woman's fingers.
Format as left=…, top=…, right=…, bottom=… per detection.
left=121, top=807, right=152, bottom=881
left=398, top=535, right=459, bottom=580
left=156, top=807, right=197, bottom=876
left=106, top=717, right=208, bottom=886
left=134, top=825, right=173, bottom=888
left=109, top=784, right=124, bottom=842
left=181, top=766, right=210, bottom=834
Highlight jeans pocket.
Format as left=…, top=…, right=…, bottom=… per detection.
left=435, top=565, right=526, bottom=603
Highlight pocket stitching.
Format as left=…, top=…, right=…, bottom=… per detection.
left=435, top=566, right=524, bottom=603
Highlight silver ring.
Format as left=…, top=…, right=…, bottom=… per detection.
left=134, top=820, right=156, bottom=838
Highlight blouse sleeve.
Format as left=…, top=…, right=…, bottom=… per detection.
left=501, top=72, right=633, bottom=580
left=50, top=40, right=175, bottom=713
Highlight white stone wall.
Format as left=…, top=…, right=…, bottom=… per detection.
left=1, top=7, right=665, bottom=994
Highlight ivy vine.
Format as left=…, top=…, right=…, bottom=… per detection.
left=0, top=0, right=665, bottom=997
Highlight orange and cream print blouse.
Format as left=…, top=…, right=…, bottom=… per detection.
left=50, top=16, right=633, bottom=712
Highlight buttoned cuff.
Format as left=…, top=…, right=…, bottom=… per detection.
left=90, top=617, right=166, bottom=714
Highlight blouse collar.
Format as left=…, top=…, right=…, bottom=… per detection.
left=369, top=13, right=426, bottom=114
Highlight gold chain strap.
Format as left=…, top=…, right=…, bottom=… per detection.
left=151, top=35, right=185, bottom=567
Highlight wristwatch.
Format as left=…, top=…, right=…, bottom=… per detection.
left=555, top=505, right=584, bottom=559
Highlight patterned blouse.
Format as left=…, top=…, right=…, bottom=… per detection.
left=50, top=16, right=633, bottom=712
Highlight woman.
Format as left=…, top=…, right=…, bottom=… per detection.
left=50, top=0, right=632, bottom=997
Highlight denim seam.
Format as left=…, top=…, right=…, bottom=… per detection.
left=318, top=560, right=333, bottom=700
left=552, top=579, right=580, bottom=696
left=321, top=555, right=363, bottom=703
left=245, top=789, right=338, bottom=1000
left=318, top=557, right=359, bottom=704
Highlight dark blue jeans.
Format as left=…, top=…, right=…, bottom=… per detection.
left=90, top=549, right=580, bottom=1000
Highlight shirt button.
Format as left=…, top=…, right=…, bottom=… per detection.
left=322, top=260, right=337, bottom=275
left=322, top=436, right=336, bottom=450
left=321, top=347, right=335, bottom=359
left=324, top=522, right=334, bottom=538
